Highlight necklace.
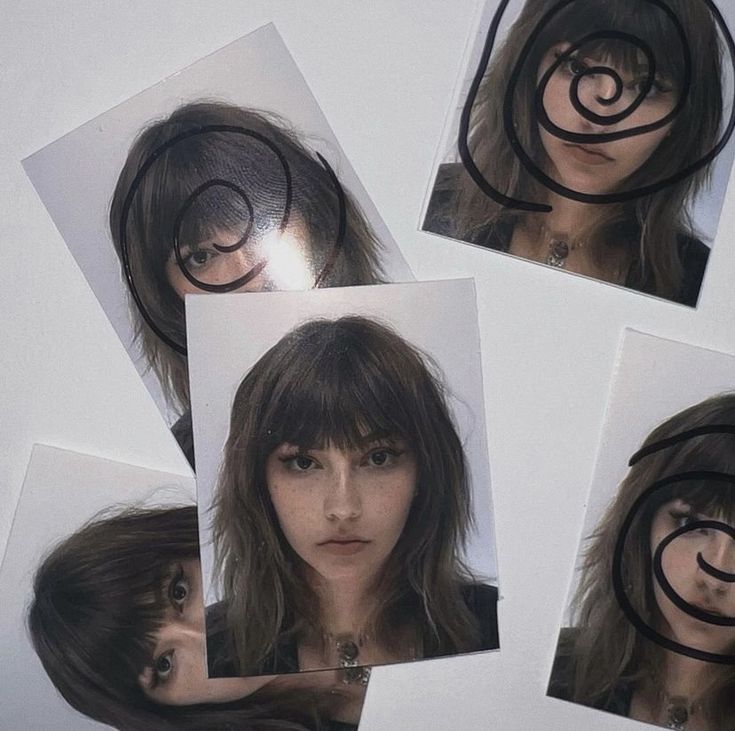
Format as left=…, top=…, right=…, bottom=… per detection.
left=329, top=633, right=371, bottom=686
left=662, top=693, right=702, bottom=730
left=539, top=223, right=586, bottom=269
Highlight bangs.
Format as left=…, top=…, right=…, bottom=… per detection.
left=248, top=317, right=435, bottom=454
left=258, top=336, right=417, bottom=452
left=142, top=131, right=295, bottom=266
left=668, top=479, right=735, bottom=525
left=537, top=0, right=689, bottom=84
left=30, top=506, right=201, bottom=700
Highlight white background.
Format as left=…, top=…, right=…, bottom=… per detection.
left=3, top=2, right=735, bottom=729
left=187, top=280, right=498, bottom=609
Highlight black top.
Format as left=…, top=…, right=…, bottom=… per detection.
left=423, top=162, right=710, bottom=307
left=207, top=583, right=500, bottom=677
left=547, top=628, right=633, bottom=718
left=171, top=409, right=195, bottom=470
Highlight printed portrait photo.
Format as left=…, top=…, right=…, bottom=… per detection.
left=22, top=24, right=414, bottom=470
left=422, top=0, right=735, bottom=307
left=185, top=279, right=500, bottom=679
left=1, top=446, right=367, bottom=730
left=548, top=330, right=735, bottom=730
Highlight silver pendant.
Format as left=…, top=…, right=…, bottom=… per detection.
left=545, top=239, right=569, bottom=268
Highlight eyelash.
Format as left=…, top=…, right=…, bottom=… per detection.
left=168, top=564, right=189, bottom=610
left=669, top=508, right=711, bottom=536
left=278, top=446, right=404, bottom=472
left=178, top=246, right=219, bottom=269
left=553, top=52, right=671, bottom=97
left=150, top=650, right=175, bottom=689
left=148, top=565, right=189, bottom=688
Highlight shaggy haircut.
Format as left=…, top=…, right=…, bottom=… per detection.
left=110, top=101, right=385, bottom=412
left=28, top=505, right=324, bottom=731
left=566, top=394, right=735, bottom=728
left=448, top=0, right=723, bottom=302
left=213, top=316, right=482, bottom=674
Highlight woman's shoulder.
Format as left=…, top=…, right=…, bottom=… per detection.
left=460, top=582, right=500, bottom=651
left=206, top=600, right=300, bottom=676
left=547, top=628, right=578, bottom=702
left=422, top=162, right=466, bottom=237
left=677, top=234, right=710, bottom=307
left=547, top=628, right=633, bottom=716
left=171, top=410, right=195, bottom=469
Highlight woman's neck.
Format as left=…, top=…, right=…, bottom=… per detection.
left=659, top=650, right=714, bottom=700
left=541, top=190, right=605, bottom=235
left=311, top=572, right=377, bottom=636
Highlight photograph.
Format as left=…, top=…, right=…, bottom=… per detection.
left=548, top=330, right=735, bottom=730
left=185, top=279, right=500, bottom=677
left=22, top=24, right=413, bottom=469
left=0, top=445, right=366, bottom=731
left=423, top=0, right=735, bottom=307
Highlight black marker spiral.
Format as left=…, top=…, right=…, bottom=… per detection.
left=459, top=0, right=735, bottom=210
left=611, top=426, right=735, bottom=663
left=119, top=125, right=346, bottom=355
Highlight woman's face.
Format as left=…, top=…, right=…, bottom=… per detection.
left=537, top=43, right=678, bottom=195
left=265, top=438, right=417, bottom=585
left=649, top=498, right=735, bottom=654
left=165, top=219, right=315, bottom=298
left=138, top=558, right=272, bottom=705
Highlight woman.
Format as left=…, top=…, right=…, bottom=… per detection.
left=29, top=505, right=363, bottom=730
left=211, top=316, right=499, bottom=678
left=424, top=0, right=725, bottom=306
left=548, top=394, right=735, bottom=729
left=109, top=101, right=386, bottom=465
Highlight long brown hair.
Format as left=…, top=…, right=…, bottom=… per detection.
left=568, top=394, right=735, bottom=727
left=450, top=0, right=722, bottom=301
left=110, top=101, right=385, bottom=413
left=212, top=316, right=481, bottom=674
left=28, top=505, right=325, bottom=730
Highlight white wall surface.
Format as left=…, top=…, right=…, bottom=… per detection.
left=3, top=2, right=735, bottom=729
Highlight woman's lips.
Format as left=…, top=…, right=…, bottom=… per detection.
left=563, top=143, right=614, bottom=165
left=317, top=539, right=371, bottom=556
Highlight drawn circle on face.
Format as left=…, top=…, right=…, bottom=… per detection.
left=119, top=125, right=346, bottom=355
left=458, top=0, right=735, bottom=211
left=612, top=457, right=735, bottom=663
left=653, top=518, right=735, bottom=626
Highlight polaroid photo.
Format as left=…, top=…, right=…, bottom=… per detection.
left=547, top=329, right=735, bottom=729
left=0, top=445, right=367, bottom=729
left=421, top=0, right=735, bottom=307
left=22, top=24, right=414, bottom=469
left=186, top=278, right=500, bottom=678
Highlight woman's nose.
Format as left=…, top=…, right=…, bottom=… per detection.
left=697, top=532, right=735, bottom=590
left=324, top=468, right=362, bottom=521
left=577, top=73, right=625, bottom=122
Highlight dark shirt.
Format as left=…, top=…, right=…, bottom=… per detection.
left=423, top=162, right=710, bottom=307
left=547, top=628, right=633, bottom=718
left=171, top=409, right=195, bottom=470
left=207, top=583, right=500, bottom=677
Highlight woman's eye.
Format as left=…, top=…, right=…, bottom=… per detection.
left=181, top=247, right=217, bottom=269
left=567, top=57, right=586, bottom=76
left=369, top=450, right=391, bottom=466
left=280, top=454, right=316, bottom=472
left=671, top=510, right=709, bottom=535
left=154, top=651, right=174, bottom=682
left=554, top=52, right=587, bottom=77
left=633, top=78, right=670, bottom=99
left=294, top=456, right=314, bottom=470
left=171, top=576, right=189, bottom=605
left=365, top=447, right=403, bottom=467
